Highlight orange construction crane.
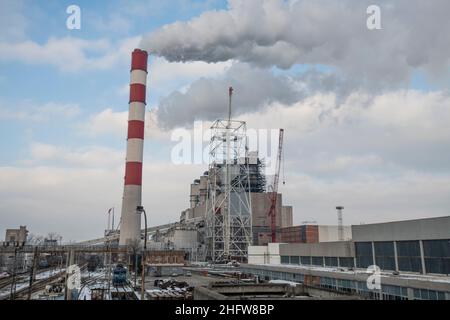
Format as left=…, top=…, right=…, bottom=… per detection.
left=268, top=128, right=284, bottom=243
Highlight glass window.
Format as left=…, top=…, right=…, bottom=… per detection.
left=312, top=256, right=323, bottom=266
left=339, top=257, right=355, bottom=268
left=300, top=256, right=311, bottom=265
left=413, top=289, right=421, bottom=299
left=374, top=241, right=396, bottom=271
left=423, top=239, right=450, bottom=275
left=381, top=285, right=408, bottom=300
left=290, top=256, right=299, bottom=264
left=324, top=257, right=338, bottom=267
left=397, top=241, right=422, bottom=273
left=281, top=256, right=289, bottom=264
left=355, top=242, right=373, bottom=268
left=413, top=288, right=447, bottom=300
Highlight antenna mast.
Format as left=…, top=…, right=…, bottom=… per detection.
left=228, top=86, right=233, bottom=125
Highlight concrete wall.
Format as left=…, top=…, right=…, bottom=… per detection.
left=249, top=241, right=355, bottom=264
left=352, top=216, right=450, bottom=242
left=279, top=241, right=355, bottom=258
left=190, top=183, right=200, bottom=208
left=251, top=193, right=282, bottom=227
left=281, top=206, right=293, bottom=228
left=186, top=203, right=206, bottom=220
left=318, top=225, right=352, bottom=242
left=248, top=243, right=283, bottom=265
left=167, top=229, right=198, bottom=250
left=194, top=286, right=228, bottom=300
left=248, top=245, right=270, bottom=264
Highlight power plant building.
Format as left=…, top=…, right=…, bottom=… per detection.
left=179, top=153, right=293, bottom=250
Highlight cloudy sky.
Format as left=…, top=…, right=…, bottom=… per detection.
left=1, top=0, right=449, bottom=241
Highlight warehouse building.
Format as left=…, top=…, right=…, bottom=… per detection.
left=244, top=216, right=450, bottom=300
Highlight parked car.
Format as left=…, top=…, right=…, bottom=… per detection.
left=185, top=271, right=192, bottom=277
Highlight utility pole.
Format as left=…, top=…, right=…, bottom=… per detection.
left=134, top=250, right=138, bottom=288
left=64, top=250, right=74, bottom=300
left=137, top=206, right=148, bottom=300
left=112, top=207, right=115, bottom=230
left=9, top=248, right=18, bottom=300
left=106, top=243, right=112, bottom=297
left=228, top=86, right=233, bottom=125
left=27, top=247, right=39, bottom=300
left=336, top=206, right=344, bottom=241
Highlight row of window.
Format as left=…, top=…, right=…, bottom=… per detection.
left=280, top=240, right=450, bottom=275
left=320, top=277, right=409, bottom=300
left=355, top=239, right=450, bottom=274
left=280, top=255, right=354, bottom=268
left=241, top=266, right=449, bottom=300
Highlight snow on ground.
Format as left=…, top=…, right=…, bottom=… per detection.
left=269, top=279, right=299, bottom=287
left=250, top=263, right=450, bottom=284
left=0, top=268, right=65, bottom=299
left=78, top=287, right=92, bottom=300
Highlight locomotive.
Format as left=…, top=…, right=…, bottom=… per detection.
left=112, top=264, right=128, bottom=286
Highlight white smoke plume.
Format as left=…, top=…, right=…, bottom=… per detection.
left=141, top=0, right=450, bottom=128
left=141, top=0, right=450, bottom=83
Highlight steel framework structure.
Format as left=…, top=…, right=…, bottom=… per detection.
left=205, top=119, right=252, bottom=263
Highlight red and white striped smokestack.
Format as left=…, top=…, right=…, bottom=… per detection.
left=119, top=48, right=148, bottom=246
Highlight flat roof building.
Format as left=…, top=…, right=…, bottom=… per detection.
left=4, top=226, right=28, bottom=244
left=245, top=215, right=450, bottom=300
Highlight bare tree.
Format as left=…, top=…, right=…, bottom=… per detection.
left=26, top=233, right=44, bottom=245
left=46, top=232, right=62, bottom=245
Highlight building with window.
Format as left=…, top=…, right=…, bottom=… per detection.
left=4, top=226, right=28, bottom=244
left=245, top=216, right=450, bottom=300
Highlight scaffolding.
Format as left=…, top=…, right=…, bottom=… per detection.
left=205, top=119, right=252, bottom=263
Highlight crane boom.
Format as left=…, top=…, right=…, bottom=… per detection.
left=268, top=128, right=284, bottom=242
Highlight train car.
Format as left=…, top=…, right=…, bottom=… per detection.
left=38, top=259, right=49, bottom=269
left=112, top=264, right=128, bottom=286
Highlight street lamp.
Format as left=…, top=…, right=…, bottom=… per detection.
left=136, top=205, right=147, bottom=300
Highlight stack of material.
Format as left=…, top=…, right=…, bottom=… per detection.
left=146, top=288, right=193, bottom=300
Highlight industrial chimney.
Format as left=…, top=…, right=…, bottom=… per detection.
left=119, top=48, right=148, bottom=246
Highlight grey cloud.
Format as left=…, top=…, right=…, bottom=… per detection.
left=155, top=63, right=355, bottom=128
left=156, top=63, right=298, bottom=128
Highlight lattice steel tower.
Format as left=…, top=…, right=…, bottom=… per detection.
left=205, top=88, right=252, bottom=263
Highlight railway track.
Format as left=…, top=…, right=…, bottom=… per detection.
left=0, top=263, right=88, bottom=300
left=13, top=271, right=66, bottom=300
left=0, top=267, right=57, bottom=290
left=0, top=269, right=65, bottom=300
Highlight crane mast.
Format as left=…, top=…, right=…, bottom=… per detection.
left=268, top=128, right=284, bottom=242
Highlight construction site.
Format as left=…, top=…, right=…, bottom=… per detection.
left=1, top=48, right=449, bottom=301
